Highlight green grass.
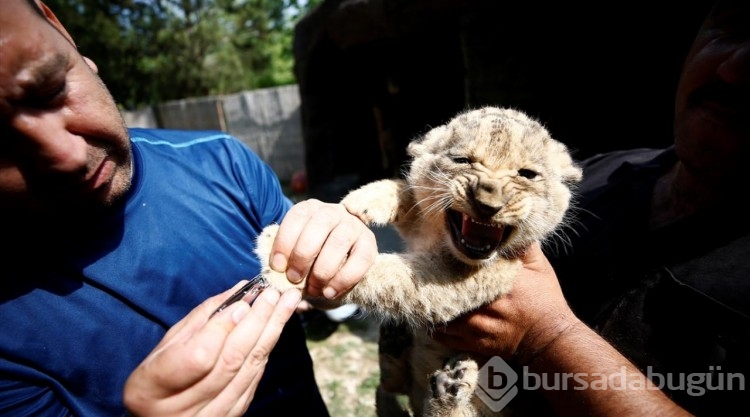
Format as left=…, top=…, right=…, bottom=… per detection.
left=282, top=183, right=384, bottom=416
left=304, top=314, right=381, bottom=417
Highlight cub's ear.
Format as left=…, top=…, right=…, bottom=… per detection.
left=406, top=140, right=426, bottom=158
left=407, top=125, right=451, bottom=158
left=547, top=140, right=583, bottom=185
left=562, top=161, right=583, bottom=185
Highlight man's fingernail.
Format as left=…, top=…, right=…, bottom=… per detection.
left=260, top=288, right=281, bottom=304
left=270, top=253, right=286, bottom=271
left=323, top=287, right=337, bottom=299
left=232, top=302, right=250, bottom=323
left=283, top=289, right=302, bottom=307
left=287, top=269, right=303, bottom=284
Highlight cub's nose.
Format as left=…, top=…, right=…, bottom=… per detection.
left=473, top=200, right=502, bottom=218
left=471, top=179, right=505, bottom=218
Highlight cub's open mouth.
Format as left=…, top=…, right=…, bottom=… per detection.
left=446, top=209, right=508, bottom=259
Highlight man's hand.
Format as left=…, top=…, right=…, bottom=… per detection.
left=123, top=282, right=302, bottom=417
left=268, top=199, right=378, bottom=300
left=434, top=242, right=580, bottom=363
left=435, top=243, right=691, bottom=416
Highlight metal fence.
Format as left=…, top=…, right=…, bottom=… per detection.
left=121, top=84, right=304, bottom=183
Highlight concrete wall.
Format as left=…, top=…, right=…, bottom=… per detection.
left=121, top=84, right=304, bottom=183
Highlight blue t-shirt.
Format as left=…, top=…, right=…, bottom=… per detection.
left=0, top=129, right=328, bottom=416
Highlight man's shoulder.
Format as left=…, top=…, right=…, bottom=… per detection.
left=128, top=127, right=240, bottom=146
left=582, top=148, right=668, bottom=181
left=128, top=128, right=261, bottom=166
left=576, top=147, right=673, bottom=196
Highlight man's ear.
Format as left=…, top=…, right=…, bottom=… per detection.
left=37, top=1, right=77, bottom=48
left=37, top=2, right=99, bottom=74
left=83, top=56, right=99, bottom=74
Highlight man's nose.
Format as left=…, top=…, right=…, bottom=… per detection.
left=11, top=111, right=88, bottom=174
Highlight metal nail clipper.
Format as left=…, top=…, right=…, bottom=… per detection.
left=211, top=273, right=269, bottom=318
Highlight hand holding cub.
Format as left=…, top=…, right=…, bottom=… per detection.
left=257, top=199, right=377, bottom=300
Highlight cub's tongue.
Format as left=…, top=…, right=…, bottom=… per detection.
left=461, top=213, right=505, bottom=248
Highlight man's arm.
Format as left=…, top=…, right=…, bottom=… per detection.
left=522, top=319, right=689, bottom=416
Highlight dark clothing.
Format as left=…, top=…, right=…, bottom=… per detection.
left=549, top=147, right=750, bottom=416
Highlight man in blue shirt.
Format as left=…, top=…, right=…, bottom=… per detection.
left=0, top=1, right=377, bottom=415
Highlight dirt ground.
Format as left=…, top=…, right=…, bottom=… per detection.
left=281, top=191, right=404, bottom=416
left=304, top=225, right=405, bottom=415
left=305, top=312, right=382, bottom=417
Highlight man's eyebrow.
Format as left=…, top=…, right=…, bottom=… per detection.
left=19, top=53, right=69, bottom=89
left=6, top=53, right=70, bottom=110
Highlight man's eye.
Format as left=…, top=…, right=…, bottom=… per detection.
left=27, top=82, right=67, bottom=108
left=40, top=83, right=67, bottom=105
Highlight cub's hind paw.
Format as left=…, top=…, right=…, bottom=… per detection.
left=426, top=355, right=479, bottom=410
left=255, top=224, right=306, bottom=293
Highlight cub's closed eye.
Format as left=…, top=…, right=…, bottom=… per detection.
left=451, top=156, right=471, bottom=164
left=518, top=168, right=539, bottom=179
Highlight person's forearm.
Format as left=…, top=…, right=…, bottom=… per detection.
left=523, top=321, right=692, bottom=417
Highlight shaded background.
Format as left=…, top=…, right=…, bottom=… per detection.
left=294, top=0, right=716, bottom=202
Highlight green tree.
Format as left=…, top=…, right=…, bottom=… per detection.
left=44, top=0, right=322, bottom=109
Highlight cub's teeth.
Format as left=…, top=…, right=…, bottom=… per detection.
left=459, top=238, right=492, bottom=251
left=462, top=213, right=494, bottom=227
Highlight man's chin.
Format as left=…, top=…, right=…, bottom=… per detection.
left=23, top=188, right=126, bottom=217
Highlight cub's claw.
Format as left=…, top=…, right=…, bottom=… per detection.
left=425, top=355, right=479, bottom=412
left=254, top=224, right=306, bottom=293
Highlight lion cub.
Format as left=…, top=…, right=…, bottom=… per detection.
left=256, top=106, right=582, bottom=416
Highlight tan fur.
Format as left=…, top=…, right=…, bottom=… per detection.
left=256, top=107, right=582, bottom=416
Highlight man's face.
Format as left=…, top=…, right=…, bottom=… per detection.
left=673, top=0, right=750, bottom=183
left=0, top=0, right=132, bottom=213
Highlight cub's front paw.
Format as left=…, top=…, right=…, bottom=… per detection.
left=424, top=355, right=479, bottom=413
left=255, top=224, right=306, bottom=292
left=341, top=179, right=400, bottom=226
